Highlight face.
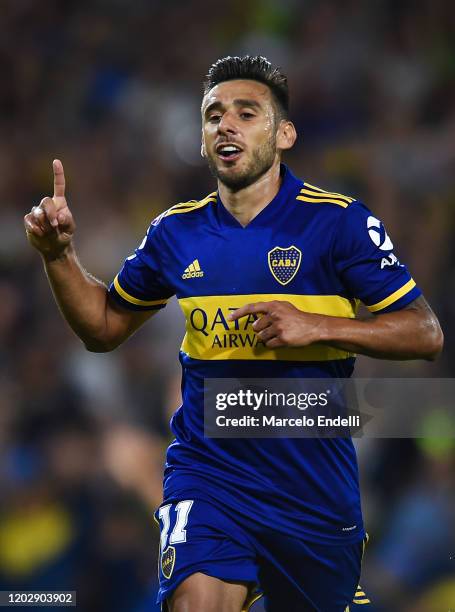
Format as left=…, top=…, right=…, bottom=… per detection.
left=201, top=79, right=287, bottom=191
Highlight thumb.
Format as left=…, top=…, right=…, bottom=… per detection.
left=55, top=208, right=75, bottom=235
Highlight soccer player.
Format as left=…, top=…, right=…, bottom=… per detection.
left=24, top=56, right=443, bottom=611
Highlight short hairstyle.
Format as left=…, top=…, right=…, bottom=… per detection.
left=203, top=55, right=289, bottom=120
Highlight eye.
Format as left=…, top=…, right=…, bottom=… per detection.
left=208, top=114, right=221, bottom=123
left=240, top=112, right=255, bottom=120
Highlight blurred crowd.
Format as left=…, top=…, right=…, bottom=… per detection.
left=1, top=0, right=454, bottom=610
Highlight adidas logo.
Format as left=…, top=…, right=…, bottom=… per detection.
left=182, top=259, right=204, bottom=279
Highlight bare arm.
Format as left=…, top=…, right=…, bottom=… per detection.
left=24, top=160, right=154, bottom=352
left=42, top=247, right=154, bottom=351
left=317, top=296, right=443, bottom=360
left=229, top=295, right=444, bottom=361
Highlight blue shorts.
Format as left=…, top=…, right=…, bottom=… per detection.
left=154, top=497, right=372, bottom=611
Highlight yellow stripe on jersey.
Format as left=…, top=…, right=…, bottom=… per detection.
left=353, top=598, right=371, bottom=604
left=164, top=198, right=216, bottom=217
left=297, top=195, right=350, bottom=208
left=299, top=189, right=354, bottom=206
left=367, top=279, right=416, bottom=312
left=113, top=275, right=169, bottom=307
left=179, top=294, right=357, bottom=361
left=302, top=183, right=355, bottom=202
left=163, top=193, right=217, bottom=218
left=170, top=192, right=217, bottom=208
left=297, top=184, right=354, bottom=208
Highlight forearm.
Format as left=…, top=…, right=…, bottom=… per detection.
left=319, top=307, right=443, bottom=360
left=26, top=160, right=153, bottom=352
left=42, top=244, right=110, bottom=349
left=234, top=296, right=443, bottom=358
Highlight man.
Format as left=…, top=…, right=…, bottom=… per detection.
left=25, top=56, right=443, bottom=611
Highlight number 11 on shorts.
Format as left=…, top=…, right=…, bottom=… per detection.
left=159, top=500, right=194, bottom=549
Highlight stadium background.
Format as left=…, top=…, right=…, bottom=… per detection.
left=1, top=0, right=454, bottom=610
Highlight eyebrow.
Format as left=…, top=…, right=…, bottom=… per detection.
left=203, top=98, right=262, bottom=116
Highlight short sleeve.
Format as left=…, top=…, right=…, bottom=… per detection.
left=108, top=223, right=174, bottom=311
left=332, top=202, right=421, bottom=313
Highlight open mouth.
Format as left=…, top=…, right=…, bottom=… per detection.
left=216, top=144, right=243, bottom=162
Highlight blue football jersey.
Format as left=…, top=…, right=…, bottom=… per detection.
left=109, top=165, right=421, bottom=545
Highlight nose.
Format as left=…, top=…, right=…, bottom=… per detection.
left=217, top=111, right=237, bottom=136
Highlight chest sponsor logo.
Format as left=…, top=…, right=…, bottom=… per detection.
left=161, top=545, right=176, bottom=579
left=179, top=294, right=357, bottom=361
left=189, top=306, right=265, bottom=350
left=268, top=246, right=302, bottom=286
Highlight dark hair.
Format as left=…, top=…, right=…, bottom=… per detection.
left=203, top=55, right=289, bottom=120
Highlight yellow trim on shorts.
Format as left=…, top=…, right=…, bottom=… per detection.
left=242, top=588, right=263, bottom=612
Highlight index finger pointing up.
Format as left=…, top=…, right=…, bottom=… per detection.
left=53, top=159, right=66, bottom=198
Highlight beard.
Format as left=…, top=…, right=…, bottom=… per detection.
left=206, top=134, right=277, bottom=192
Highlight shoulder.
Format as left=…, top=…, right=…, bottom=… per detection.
left=150, top=191, right=217, bottom=228
left=292, top=182, right=383, bottom=254
left=296, top=181, right=358, bottom=212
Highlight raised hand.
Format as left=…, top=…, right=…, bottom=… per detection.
left=24, top=159, right=76, bottom=259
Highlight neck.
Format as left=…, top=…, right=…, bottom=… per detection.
left=218, top=159, right=282, bottom=227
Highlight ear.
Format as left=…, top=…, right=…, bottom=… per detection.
left=201, top=130, right=207, bottom=158
left=276, top=120, right=297, bottom=152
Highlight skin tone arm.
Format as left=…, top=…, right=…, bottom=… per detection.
left=24, top=160, right=154, bottom=352
left=229, top=296, right=444, bottom=361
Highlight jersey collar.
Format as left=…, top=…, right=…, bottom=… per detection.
left=216, top=164, right=303, bottom=229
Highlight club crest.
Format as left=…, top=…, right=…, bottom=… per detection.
left=268, top=246, right=302, bottom=285
left=161, top=546, right=176, bottom=579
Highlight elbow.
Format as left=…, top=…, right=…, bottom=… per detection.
left=422, top=322, right=444, bottom=361
left=83, top=336, right=119, bottom=353
left=424, top=332, right=444, bottom=361
left=84, top=343, right=112, bottom=353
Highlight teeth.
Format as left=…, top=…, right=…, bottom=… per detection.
left=220, top=145, right=240, bottom=153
